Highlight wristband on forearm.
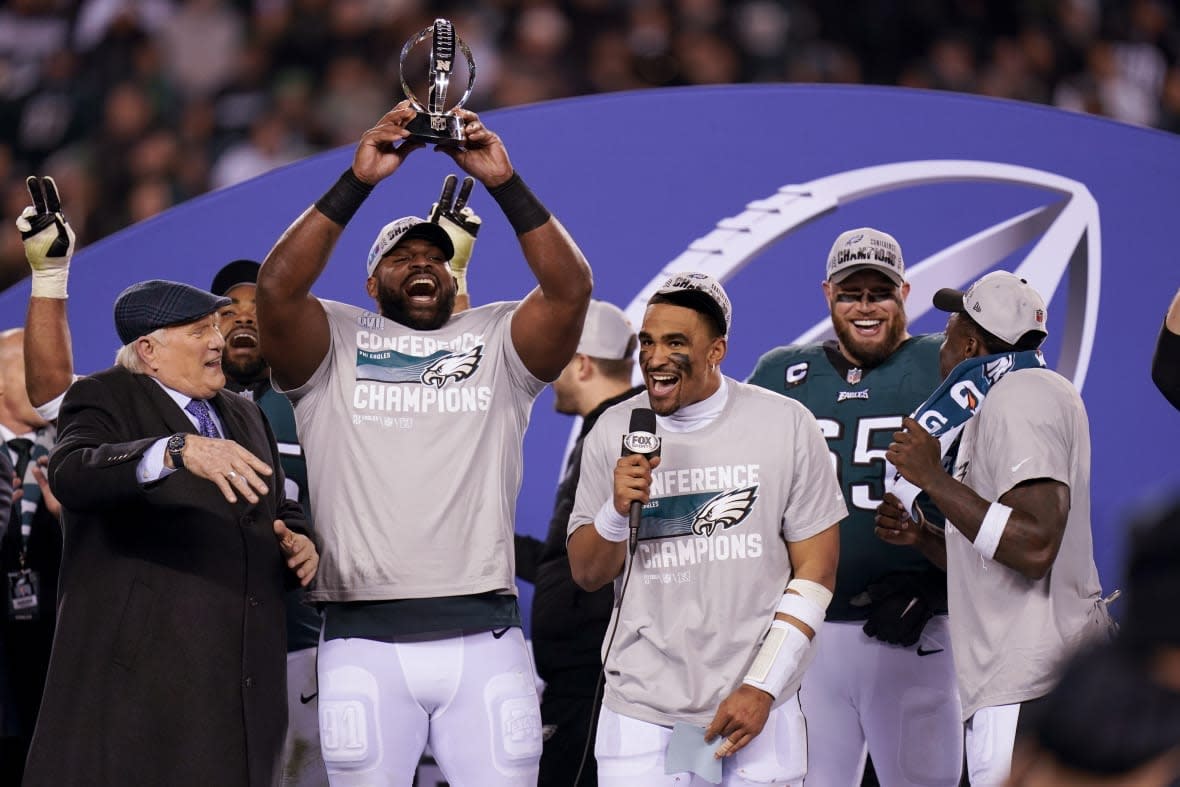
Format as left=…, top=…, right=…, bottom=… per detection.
left=315, top=169, right=374, bottom=226
left=488, top=173, right=551, bottom=235
left=593, top=499, right=630, bottom=543
left=973, top=502, right=1011, bottom=560
left=743, top=620, right=809, bottom=699
left=31, top=268, right=68, bottom=298
left=743, top=583, right=830, bottom=698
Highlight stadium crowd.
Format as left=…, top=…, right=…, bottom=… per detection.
left=1, top=0, right=1179, bottom=289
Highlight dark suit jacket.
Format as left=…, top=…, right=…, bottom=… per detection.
left=24, top=367, right=308, bottom=787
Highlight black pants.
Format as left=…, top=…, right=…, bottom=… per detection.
left=539, top=685, right=601, bottom=787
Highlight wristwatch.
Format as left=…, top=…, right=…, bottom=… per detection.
left=166, top=433, right=187, bottom=469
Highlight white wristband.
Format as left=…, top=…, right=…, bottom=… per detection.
left=776, top=591, right=826, bottom=633
left=785, top=578, right=833, bottom=611
left=593, top=499, right=630, bottom=543
left=743, top=620, right=810, bottom=699
left=973, top=502, right=1011, bottom=561
left=30, top=267, right=68, bottom=299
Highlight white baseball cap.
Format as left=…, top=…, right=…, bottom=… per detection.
left=933, top=270, right=1048, bottom=346
left=577, top=300, right=636, bottom=360
left=826, top=227, right=905, bottom=286
left=366, top=216, right=454, bottom=277
left=652, top=272, right=732, bottom=336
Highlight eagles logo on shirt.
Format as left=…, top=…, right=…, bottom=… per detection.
left=356, top=344, right=484, bottom=388
left=421, top=346, right=483, bottom=388
left=690, top=485, right=759, bottom=536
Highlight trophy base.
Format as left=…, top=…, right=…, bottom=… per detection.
left=406, top=113, right=465, bottom=147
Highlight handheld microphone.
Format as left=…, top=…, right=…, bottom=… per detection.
left=621, top=408, right=660, bottom=554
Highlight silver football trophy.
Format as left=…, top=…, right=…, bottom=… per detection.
left=400, top=18, right=476, bottom=147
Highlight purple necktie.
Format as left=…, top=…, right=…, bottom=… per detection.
left=185, top=399, right=220, bottom=439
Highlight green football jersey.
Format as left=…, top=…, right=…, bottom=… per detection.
left=748, top=334, right=946, bottom=620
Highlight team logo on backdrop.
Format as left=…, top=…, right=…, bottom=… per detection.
left=356, top=344, right=483, bottom=388
left=691, top=485, right=758, bottom=536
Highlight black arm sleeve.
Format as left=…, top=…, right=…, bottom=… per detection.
left=1152, top=325, right=1180, bottom=412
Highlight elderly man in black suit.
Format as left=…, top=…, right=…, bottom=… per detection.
left=23, top=280, right=318, bottom=787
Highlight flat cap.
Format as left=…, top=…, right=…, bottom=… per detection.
left=114, top=279, right=231, bottom=345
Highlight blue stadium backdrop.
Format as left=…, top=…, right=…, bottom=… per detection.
left=5, top=85, right=1178, bottom=632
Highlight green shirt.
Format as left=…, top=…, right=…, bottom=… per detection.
left=748, top=334, right=947, bottom=620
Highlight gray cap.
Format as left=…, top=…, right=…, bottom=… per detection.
left=826, top=227, right=905, bottom=286
left=114, top=280, right=231, bottom=344
left=933, top=270, right=1048, bottom=346
left=577, top=300, right=635, bottom=359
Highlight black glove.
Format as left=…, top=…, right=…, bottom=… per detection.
left=861, top=571, right=940, bottom=647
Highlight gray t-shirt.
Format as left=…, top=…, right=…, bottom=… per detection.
left=947, top=368, right=1110, bottom=720
left=569, top=379, right=847, bottom=727
left=283, top=299, right=545, bottom=603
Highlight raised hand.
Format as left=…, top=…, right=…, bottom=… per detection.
left=351, top=102, right=426, bottom=186
left=439, top=108, right=514, bottom=188
left=429, top=174, right=481, bottom=301
left=16, top=176, right=75, bottom=298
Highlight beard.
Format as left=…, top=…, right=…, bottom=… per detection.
left=222, top=353, right=269, bottom=386
left=832, top=310, right=908, bottom=368
left=377, top=282, right=456, bottom=331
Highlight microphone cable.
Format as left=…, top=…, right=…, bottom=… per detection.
left=572, top=537, right=639, bottom=787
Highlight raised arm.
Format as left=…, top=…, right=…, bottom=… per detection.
left=257, top=103, right=425, bottom=389
left=441, top=108, right=592, bottom=382
left=17, top=176, right=75, bottom=407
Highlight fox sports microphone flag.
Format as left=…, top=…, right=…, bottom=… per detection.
left=622, top=408, right=660, bottom=553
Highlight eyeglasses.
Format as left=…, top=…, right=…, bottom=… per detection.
left=834, top=289, right=897, bottom=305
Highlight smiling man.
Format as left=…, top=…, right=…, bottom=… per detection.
left=567, top=273, right=844, bottom=786
left=747, top=228, right=963, bottom=786
left=255, top=101, right=591, bottom=785
left=24, top=279, right=316, bottom=787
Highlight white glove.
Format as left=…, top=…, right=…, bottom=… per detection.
left=429, top=175, right=481, bottom=296
left=16, top=176, right=75, bottom=299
